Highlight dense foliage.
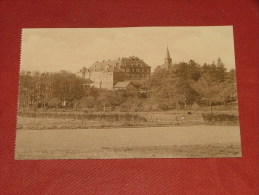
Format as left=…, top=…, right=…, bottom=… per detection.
left=19, top=58, right=237, bottom=112
left=147, top=58, right=237, bottom=112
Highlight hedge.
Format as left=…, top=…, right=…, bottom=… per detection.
left=202, top=113, right=239, bottom=125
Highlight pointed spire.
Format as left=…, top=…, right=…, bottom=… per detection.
left=165, top=46, right=171, bottom=59
left=164, top=45, right=172, bottom=73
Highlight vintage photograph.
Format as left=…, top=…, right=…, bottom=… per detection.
left=15, top=27, right=241, bottom=159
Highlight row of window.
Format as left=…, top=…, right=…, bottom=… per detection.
left=90, top=68, right=150, bottom=73
left=126, top=74, right=149, bottom=79
left=122, top=68, right=150, bottom=73
left=81, top=71, right=150, bottom=80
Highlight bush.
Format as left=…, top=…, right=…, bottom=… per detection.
left=48, top=98, right=62, bottom=108
left=18, top=111, right=147, bottom=123
left=202, top=113, right=239, bottom=125
left=77, top=96, right=95, bottom=108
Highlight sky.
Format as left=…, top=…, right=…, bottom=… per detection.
left=20, top=26, right=236, bottom=73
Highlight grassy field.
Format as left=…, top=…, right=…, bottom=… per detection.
left=15, top=143, right=241, bottom=159
left=16, top=109, right=241, bottom=159
left=15, top=126, right=241, bottom=159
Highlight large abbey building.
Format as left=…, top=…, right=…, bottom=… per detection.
left=76, top=47, right=173, bottom=90
left=76, top=56, right=151, bottom=89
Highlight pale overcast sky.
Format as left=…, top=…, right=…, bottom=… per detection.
left=20, top=26, right=236, bottom=72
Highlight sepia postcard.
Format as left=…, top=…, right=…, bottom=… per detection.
left=15, top=26, right=241, bottom=159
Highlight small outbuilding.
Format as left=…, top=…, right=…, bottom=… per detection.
left=113, top=81, right=138, bottom=91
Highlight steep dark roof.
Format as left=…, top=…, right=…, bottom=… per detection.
left=88, top=56, right=150, bottom=72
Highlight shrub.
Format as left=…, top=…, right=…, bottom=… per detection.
left=78, top=96, right=95, bottom=108
left=202, top=113, right=239, bottom=125
left=48, top=98, right=62, bottom=108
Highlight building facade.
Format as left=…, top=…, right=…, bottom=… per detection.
left=77, top=56, right=151, bottom=90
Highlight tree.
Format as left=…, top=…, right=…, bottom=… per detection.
left=77, top=96, right=95, bottom=109
left=173, top=60, right=201, bottom=81
left=51, top=71, right=86, bottom=103
left=216, top=69, right=237, bottom=105
left=48, top=97, right=62, bottom=108
left=194, top=74, right=221, bottom=113
left=149, top=66, right=172, bottom=88
left=155, top=77, right=198, bottom=109
left=215, top=58, right=227, bottom=82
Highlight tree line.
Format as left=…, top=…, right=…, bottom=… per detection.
left=18, top=58, right=237, bottom=112
left=145, top=58, right=237, bottom=112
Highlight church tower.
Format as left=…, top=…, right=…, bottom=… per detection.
left=164, top=46, right=172, bottom=73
